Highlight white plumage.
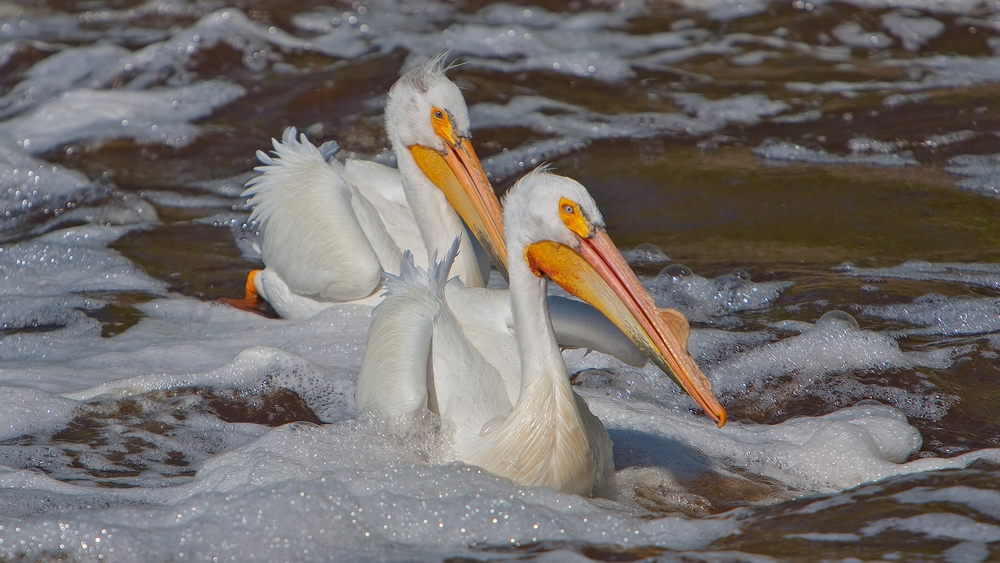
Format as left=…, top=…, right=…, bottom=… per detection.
left=232, top=58, right=647, bottom=370
left=234, top=56, right=502, bottom=318
left=356, top=170, right=726, bottom=496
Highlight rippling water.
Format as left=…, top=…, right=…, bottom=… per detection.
left=4, top=0, right=1000, bottom=561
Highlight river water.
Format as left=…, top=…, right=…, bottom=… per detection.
left=3, top=0, right=1000, bottom=561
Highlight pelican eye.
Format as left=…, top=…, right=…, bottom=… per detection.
left=430, top=107, right=457, bottom=145
left=558, top=197, right=590, bottom=238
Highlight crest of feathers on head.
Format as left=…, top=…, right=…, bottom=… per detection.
left=501, top=163, right=555, bottom=208
left=396, top=52, right=463, bottom=90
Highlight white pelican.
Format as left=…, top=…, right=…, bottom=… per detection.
left=230, top=55, right=505, bottom=318
left=356, top=170, right=726, bottom=496
left=228, top=57, right=648, bottom=367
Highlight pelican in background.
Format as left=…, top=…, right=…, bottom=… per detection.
left=357, top=170, right=726, bottom=496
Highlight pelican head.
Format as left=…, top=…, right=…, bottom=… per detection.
left=385, top=56, right=508, bottom=280
left=506, top=170, right=727, bottom=427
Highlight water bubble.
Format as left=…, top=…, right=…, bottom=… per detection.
left=660, top=264, right=693, bottom=280
left=817, top=310, right=860, bottom=330
left=731, top=269, right=752, bottom=281
left=620, top=243, right=670, bottom=269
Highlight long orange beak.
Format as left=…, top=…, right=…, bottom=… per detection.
left=526, top=231, right=727, bottom=427
left=409, top=139, right=508, bottom=281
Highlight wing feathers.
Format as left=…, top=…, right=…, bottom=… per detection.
left=243, top=127, right=382, bottom=301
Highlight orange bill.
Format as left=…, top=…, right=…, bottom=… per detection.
left=409, top=140, right=508, bottom=282
left=525, top=235, right=727, bottom=427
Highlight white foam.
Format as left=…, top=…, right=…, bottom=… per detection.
left=883, top=92, right=931, bottom=107
left=0, top=224, right=165, bottom=299
left=786, top=532, right=860, bottom=541
left=944, top=541, right=992, bottom=563
left=923, top=130, right=977, bottom=149
left=847, top=137, right=910, bottom=155
left=2, top=80, right=245, bottom=153
left=0, top=387, right=78, bottom=441
left=813, top=0, right=985, bottom=14
left=2, top=375, right=994, bottom=561
left=0, top=415, right=740, bottom=560
left=836, top=260, right=1000, bottom=291
left=236, top=1, right=714, bottom=83
left=474, top=93, right=787, bottom=181
left=603, top=400, right=914, bottom=492
left=881, top=12, right=946, bottom=51
left=861, top=293, right=1000, bottom=337
left=753, top=140, right=917, bottom=167
left=861, top=513, right=1000, bottom=543
left=707, top=312, right=959, bottom=415
left=788, top=55, right=1000, bottom=95
left=66, top=346, right=358, bottom=424
left=142, top=190, right=239, bottom=210
left=893, top=486, right=1000, bottom=519
left=771, top=109, right=822, bottom=124
left=946, top=153, right=1000, bottom=196
left=832, top=22, right=894, bottom=49
left=0, top=44, right=132, bottom=120
left=643, top=266, right=793, bottom=325
left=731, top=49, right=783, bottom=66
left=0, top=293, right=372, bottom=394
left=620, top=243, right=671, bottom=269
left=0, top=145, right=99, bottom=235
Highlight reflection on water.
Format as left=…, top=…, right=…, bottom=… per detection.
left=3, top=0, right=1000, bottom=560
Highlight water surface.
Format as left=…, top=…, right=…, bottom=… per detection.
left=3, top=0, right=1000, bottom=560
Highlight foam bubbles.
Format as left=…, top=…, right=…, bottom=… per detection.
left=836, top=260, right=1000, bottom=291
left=597, top=399, right=924, bottom=493
left=862, top=293, right=1000, bottom=337
left=0, top=146, right=101, bottom=236
left=0, top=225, right=165, bottom=299
left=68, top=346, right=358, bottom=423
left=474, top=93, right=788, bottom=181
left=788, top=55, right=1000, bottom=95
left=620, top=243, right=671, bottom=269
left=832, top=22, right=894, bottom=49
left=3, top=81, right=245, bottom=153
left=705, top=310, right=961, bottom=422
left=861, top=513, right=1000, bottom=543
left=0, top=387, right=77, bottom=441
left=881, top=12, right=946, bottom=51
left=643, top=266, right=793, bottom=325
left=753, top=139, right=917, bottom=167
left=946, top=153, right=1000, bottom=196
left=0, top=416, right=740, bottom=560
left=893, top=485, right=1000, bottom=520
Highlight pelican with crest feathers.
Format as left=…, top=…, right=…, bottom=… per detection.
left=232, top=56, right=646, bottom=366
left=234, top=55, right=505, bottom=318
left=357, top=170, right=726, bottom=496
